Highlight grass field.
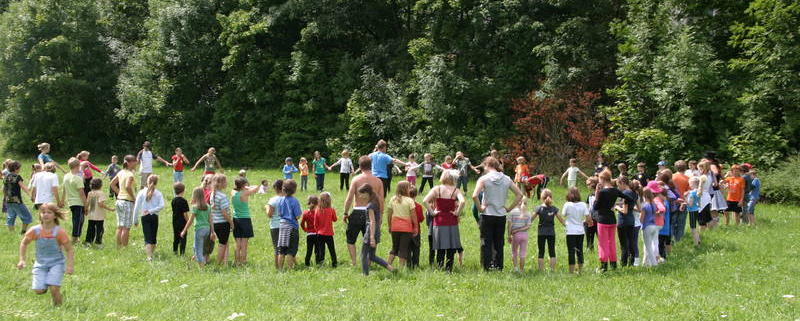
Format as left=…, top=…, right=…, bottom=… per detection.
left=0, top=163, right=798, bottom=320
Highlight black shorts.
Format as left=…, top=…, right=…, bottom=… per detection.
left=214, top=221, right=231, bottom=245
left=277, top=228, right=299, bottom=256
left=726, top=201, right=741, bottom=213
left=346, top=209, right=367, bottom=244
left=698, top=205, right=712, bottom=226
left=270, top=228, right=279, bottom=254
left=390, top=232, right=413, bottom=260
left=233, top=218, right=254, bottom=239
left=141, top=215, right=159, bottom=245
left=689, top=211, right=699, bottom=229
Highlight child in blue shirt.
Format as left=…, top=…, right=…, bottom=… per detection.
left=277, top=180, right=302, bottom=270
left=685, top=177, right=701, bottom=246
left=282, top=157, right=299, bottom=180
left=746, top=169, right=760, bottom=226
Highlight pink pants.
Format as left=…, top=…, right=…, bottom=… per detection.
left=597, top=223, right=617, bottom=263
left=511, top=232, right=528, bottom=265
left=406, top=176, right=416, bottom=187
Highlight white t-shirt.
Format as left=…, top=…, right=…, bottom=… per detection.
left=406, top=162, right=418, bottom=177
left=562, top=201, right=589, bottom=235
left=139, top=150, right=154, bottom=173
left=33, top=172, right=59, bottom=204
left=567, top=166, right=581, bottom=181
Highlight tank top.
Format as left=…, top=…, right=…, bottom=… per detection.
left=34, top=226, right=65, bottom=266
left=232, top=191, right=250, bottom=219
left=433, top=187, right=459, bottom=226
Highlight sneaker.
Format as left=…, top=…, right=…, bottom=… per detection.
left=633, top=258, right=640, bottom=267
left=514, top=267, right=521, bottom=272
left=657, top=257, right=665, bottom=264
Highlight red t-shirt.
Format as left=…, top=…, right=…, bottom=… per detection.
left=314, top=207, right=338, bottom=236
left=441, top=162, right=453, bottom=170
left=171, top=155, right=185, bottom=171
left=413, top=202, right=424, bottom=231
left=300, top=210, right=316, bottom=233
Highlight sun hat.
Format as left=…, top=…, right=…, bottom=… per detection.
left=285, top=157, right=292, bottom=162
left=645, top=180, right=663, bottom=194
left=742, top=163, right=752, bottom=171
left=657, top=160, right=667, bottom=166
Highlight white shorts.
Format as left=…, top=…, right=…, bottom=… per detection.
left=116, top=200, right=135, bottom=228
left=32, top=263, right=64, bottom=290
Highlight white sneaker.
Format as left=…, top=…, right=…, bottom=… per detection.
left=633, top=258, right=640, bottom=267
left=514, top=267, right=521, bottom=272
left=657, top=257, right=665, bottom=264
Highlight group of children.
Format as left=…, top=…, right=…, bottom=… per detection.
left=6, top=141, right=764, bottom=306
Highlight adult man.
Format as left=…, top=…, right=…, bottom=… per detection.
left=343, top=156, right=385, bottom=266
left=136, top=141, right=170, bottom=188
left=472, top=157, right=523, bottom=271
left=453, top=151, right=480, bottom=193
left=368, top=140, right=407, bottom=196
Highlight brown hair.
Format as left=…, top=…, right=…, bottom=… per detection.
left=90, top=178, right=103, bottom=190
left=482, top=156, right=501, bottom=171
left=272, top=179, right=284, bottom=193
left=376, top=140, right=388, bottom=150
left=357, top=184, right=379, bottom=207
left=123, top=155, right=137, bottom=170
left=191, top=187, right=208, bottom=211
left=599, top=169, right=613, bottom=182
left=674, top=160, right=688, bottom=172
left=173, top=182, right=186, bottom=195
left=283, top=179, right=297, bottom=196
left=358, top=155, right=371, bottom=170
left=38, top=203, right=65, bottom=225
left=617, top=163, right=628, bottom=172
left=306, top=195, right=319, bottom=210
left=392, top=180, right=412, bottom=204
left=319, top=192, right=332, bottom=209
left=566, top=187, right=582, bottom=202
left=7, top=160, right=21, bottom=173
left=234, top=177, right=248, bottom=191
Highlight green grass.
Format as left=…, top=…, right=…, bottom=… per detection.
left=1, top=164, right=798, bottom=320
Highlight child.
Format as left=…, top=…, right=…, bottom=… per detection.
left=723, top=165, right=745, bottom=226
left=28, top=163, right=42, bottom=190
left=560, top=158, right=589, bottom=188
left=746, top=169, right=760, bottom=226
left=258, top=180, right=270, bottom=194
left=615, top=176, right=639, bottom=267
left=136, top=141, right=171, bottom=188
left=170, top=148, right=190, bottom=183
left=181, top=187, right=217, bottom=268
left=328, top=150, right=354, bottom=191
left=282, top=157, right=299, bottom=180
left=617, top=163, right=629, bottom=179
left=640, top=184, right=665, bottom=267
left=441, top=155, right=453, bottom=169
left=4, top=160, right=33, bottom=233
left=525, top=174, right=551, bottom=200
left=403, top=154, right=419, bottom=188
left=630, top=180, right=644, bottom=266
left=277, top=180, right=302, bottom=270
left=36, top=142, right=66, bottom=173
left=687, top=160, right=700, bottom=177
left=300, top=195, right=319, bottom=267
left=507, top=197, right=531, bottom=272
left=105, top=155, right=121, bottom=198
left=232, top=177, right=258, bottom=266
left=266, top=180, right=284, bottom=268
left=209, top=174, right=233, bottom=265
left=412, top=153, right=440, bottom=194
left=514, top=157, right=530, bottom=191
left=238, top=169, right=248, bottom=184
left=298, top=158, right=309, bottom=191
left=191, top=147, right=223, bottom=176
left=133, top=175, right=164, bottom=261
left=312, top=151, right=328, bottom=192
left=314, top=192, right=338, bottom=267
left=584, top=176, right=598, bottom=251
left=171, top=182, right=190, bottom=255
left=110, top=155, right=137, bottom=247
left=387, top=181, right=418, bottom=268
left=684, top=177, right=701, bottom=246
left=85, top=178, right=113, bottom=247
left=77, top=151, right=103, bottom=196
left=562, top=187, right=591, bottom=274
left=408, top=188, right=424, bottom=268
left=17, top=204, right=74, bottom=306
left=634, top=162, right=649, bottom=187
left=62, top=157, right=87, bottom=244
left=531, top=189, right=564, bottom=270
left=359, top=183, right=394, bottom=275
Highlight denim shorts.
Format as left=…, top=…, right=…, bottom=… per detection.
left=32, top=263, right=64, bottom=290
left=6, top=203, right=32, bottom=226
left=173, top=171, right=184, bottom=183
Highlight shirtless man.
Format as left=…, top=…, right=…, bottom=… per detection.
left=343, top=156, right=385, bottom=266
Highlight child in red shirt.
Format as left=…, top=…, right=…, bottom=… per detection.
left=409, top=188, right=425, bottom=268
left=314, top=192, right=338, bottom=267
left=300, top=195, right=319, bottom=267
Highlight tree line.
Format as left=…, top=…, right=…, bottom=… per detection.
left=0, top=0, right=796, bottom=170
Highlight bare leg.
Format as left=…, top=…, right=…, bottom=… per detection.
left=287, top=255, right=295, bottom=269
left=50, top=285, right=62, bottom=306
left=277, top=254, right=285, bottom=270
left=549, top=257, right=556, bottom=271
left=116, top=227, right=123, bottom=246
left=216, top=244, right=228, bottom=266
left=145, top=244, right=155, bottom=261
left=568, top=264, right=575, bottom=274
left=538, top=258, right=544, bottom=270
left=748, top=214, right=755, bottom=226
left=387, top=253, right=396, bottom=265
left=691, top=228, right=700, bottom=246
left=347, top=244, right=357, bottom=266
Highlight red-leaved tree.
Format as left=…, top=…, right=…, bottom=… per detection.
left=503, top=89, right=605, bottom=175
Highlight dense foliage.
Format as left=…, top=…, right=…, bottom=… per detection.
left=0, top=0, right=797, bottom=168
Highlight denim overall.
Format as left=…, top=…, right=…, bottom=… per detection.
left=32, top=225, right=65, bottom=289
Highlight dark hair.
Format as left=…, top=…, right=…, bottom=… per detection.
left=409, top=187, right=418, bottom=199
left=566, top=187, right=581, bottom=202
left=272, top=179, right=284, bottom=192
left=234, top=177, right=248, bottom=190
left=357, top=183, right=379, bottom=207
left=283, top=179, right=297, bottom=196
left=674, top=160, right=688, bottom=172
left=359, top=155, right=371, bottom=170
left=123, top=155, right=137, bottom=170
left=173, top=182, right=186, bottom=195
left=376, top=140, right=388, bottom=150
left=90, top=178, right=103, bottom=190
left=617, top=176, right=630, bottom=188
left=7, top=161, right=21, bottom=173
left=307, top=195, right=319, bottom=206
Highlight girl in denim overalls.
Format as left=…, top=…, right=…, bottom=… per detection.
left=17, top=203, right=75, bottom=306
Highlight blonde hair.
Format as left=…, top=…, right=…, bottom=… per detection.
left=191, top=187, right=208, bottom=211
left=319, top=192, right=332, bottom=209
left=439, top=170, right=458, bottom=186
left=67, top=157, right=81, bottom=169
left=38, top=203, right=65, bottom=225
left=210, top=174, right=227, bottom=205
left=37, top=142, right=50, bottom=151
left=145, top=175, right=159, bottom=201
left=540, top=188, right=553, bottom=206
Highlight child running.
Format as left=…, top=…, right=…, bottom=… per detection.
left=171, top=183, right=189, bottom=255
left=232, top=177, right=258, bottom=266
left=4, top=160, right=33, bottom=233
left=562, top=187, right=591, bottom=274
left=560, top=158, right=589, bottom=188
left=181, top=187, right=216, bottom=268
left=300, top=195, right=320, bottom=267
left=85, top=178, right=113, bottom=247
left=532, top=189, right=564, bottom=270
left=133, top=175, right=164, bottom=261
left=17, top=204, right=74, bottom=306
left=314, top=192, right=338, bottom=267
left=507, top=197, right=531, bottom=272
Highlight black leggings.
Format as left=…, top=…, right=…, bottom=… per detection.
left=418, top=177, right=434, bottom=194
left=535, top=176, right=550, bottom=200
left=315, top=235, right=337, bottom=267
left=480, top=215, right=506, bottom=270
left=85, top=220, right=104, bottom=245
left=584, top=222, right=596, bottom=250
left=618, top=225, right=635, bottom=266
left=339, top=173, right=350, bottom=191
left=538, top=235, right=556, bottom=258
left=566, top=234, right=584, bottom=265
left=428, top=234, right=435, bottom=266
left=305, top=235, right=320, bottom=266
left=409, top=235, right=421, bottom=268
left=658, top=235, right=671, bottom=259
left=435, top=249, right=457, bottom=272
left=172, top=221, right=187, bottom=254
left=70, top=206, right=84, bottom=238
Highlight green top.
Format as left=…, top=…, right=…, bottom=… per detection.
left=232, top=191, right=250, bottom=219
left=63, top=172, right=84, bottom=207
left=192, top=206, right=210, bottom=230
left=312, top=158, right=327, bottom=174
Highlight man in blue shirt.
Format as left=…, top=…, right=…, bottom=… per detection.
left=369, top=140, right=407, bottom=196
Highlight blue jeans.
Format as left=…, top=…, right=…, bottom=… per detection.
left=173, top=171, right=184, bottom=183
left=672, top=210, right=687, bottom=242
left=457, top=175, right=469, bottom=193
left=193, top=227, right=211, bottom=263
left=6, top=203, right=32, bottom=226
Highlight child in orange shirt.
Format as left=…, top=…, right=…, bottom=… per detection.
left=298, top=158, right=309, bottom=191
left=514, top=156, right=530, bottom=191
left=723, top=165, right=746, bottom=226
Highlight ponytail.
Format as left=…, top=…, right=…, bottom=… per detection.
left=146, top=175, right=159, bottom=201
left=540, top=188, right=553, bottom=206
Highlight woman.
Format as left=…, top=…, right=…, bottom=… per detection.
left=593, top=169, right=635, bottom=271
left=423, top=170, right=465, bottom=272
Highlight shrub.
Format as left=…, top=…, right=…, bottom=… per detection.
left=760, top=156, right=800, bottom=204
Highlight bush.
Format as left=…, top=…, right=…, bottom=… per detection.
left=760, top=156, right=800, bottom=204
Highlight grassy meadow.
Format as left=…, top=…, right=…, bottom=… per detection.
left=0, top=162, right=798, bottom=320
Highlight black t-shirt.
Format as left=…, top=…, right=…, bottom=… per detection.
left=634, top=172, right=649, bottom=186
left=4, top=173, right=23, bottom=203
left=171, top=197, right=190, bottom=225
left=535, top=205, right=559, bottom=236
left=617, top=189, right=638, bottom=227
left=594, top=187, right=634, bottom=225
